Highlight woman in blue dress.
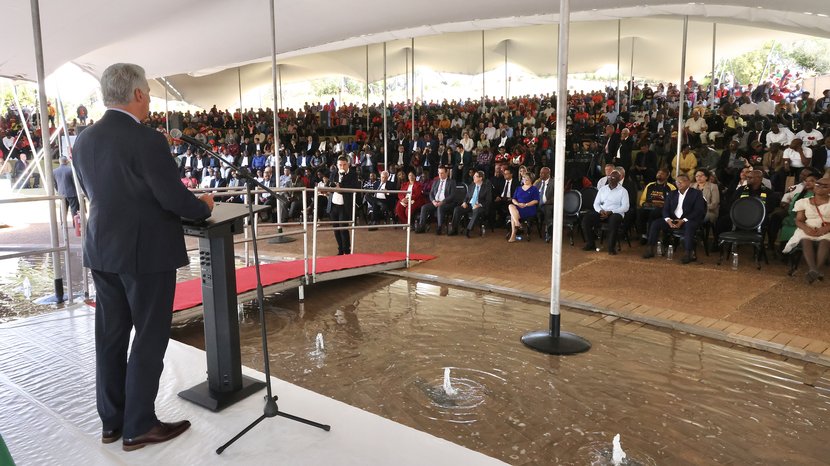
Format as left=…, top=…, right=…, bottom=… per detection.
left=507, top=172, right=540, bottom=242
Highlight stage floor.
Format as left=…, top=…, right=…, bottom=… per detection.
left=0, top=305, right=504, bottom=465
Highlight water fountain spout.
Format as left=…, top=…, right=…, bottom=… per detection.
left=315, top=333, right=325, bottom=352
left=442, top=367, right=458, bottom=396
left=612, top=433, right=627, bottom=465
left=22, top=277, right=32, bottom=299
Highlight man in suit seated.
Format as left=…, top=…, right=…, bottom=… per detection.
left=534, top=167, right=554, bottom=241
left=491, top=165, right=517, bottom=228
left=581, top=169, right=629, bottom=255
left=642, top=173, right=707, bottom=264
left=366, top=171, right=396, bottom=225
left=415, top=166, right=456, bottom=235
left=449, top=170, right=492, bottom=237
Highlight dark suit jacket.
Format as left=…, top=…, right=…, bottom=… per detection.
left=662, top=187, right=706, bottom=224
left=812, top=146, right=830, bottom=171
left=74, top=110, right=211, bottom=274
left=331, top=167, right=361, bottom=207
left=534, top=178, right=554, bottom=206
left=429, top=177, right=456, bottom=203
left=464, top=181, right=493, bottom=211
left=53, top=164, right=77, bottom=197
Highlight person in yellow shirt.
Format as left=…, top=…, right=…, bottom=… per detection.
left=671, top=144, right=698, bottom=178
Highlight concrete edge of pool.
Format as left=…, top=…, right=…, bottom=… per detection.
left=381, top=270, right=830, bottom=369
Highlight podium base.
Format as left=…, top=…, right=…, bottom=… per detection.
left=179, top=375, right=266, bottom=412
left=521, top=330, right=591, bottom=355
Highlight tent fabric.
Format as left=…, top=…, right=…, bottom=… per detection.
left=4, top=1, right=830, bottom=107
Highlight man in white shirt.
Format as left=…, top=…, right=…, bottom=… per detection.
left=483, top=122, right=497, bottom=141
left=783, top=138, right=812, bottom=171
left=765, top=124, right=793, bottom=147
left=794, top=121, right=824, bottom=149
left=581, top=170, right=630, bottom=255
left=684, top=111, right=708, bottom=147
left=757, top=94, right=776, bottom=116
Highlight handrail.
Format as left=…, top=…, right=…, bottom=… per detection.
left=0, top=195, right=65, bottom=204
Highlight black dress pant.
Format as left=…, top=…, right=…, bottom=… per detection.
left=330, top=203, right=351, bottom=254
left=647, top=219, right=700, bottom=252
left=92, top=269, right=176, bottom=438
left=451, top=204, right=486, bottom=232
left=581, top=211, right=624, bottom=250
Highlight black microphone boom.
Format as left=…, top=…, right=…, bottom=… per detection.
left=180, top=135, right=289, bottom=204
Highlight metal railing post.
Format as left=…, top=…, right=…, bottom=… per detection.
left=312, top=186, right=319, bottom=281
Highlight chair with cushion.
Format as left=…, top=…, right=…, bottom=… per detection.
left=562, top=190, right=582, bottom=245
left=717, top=196, right=768, bottom=269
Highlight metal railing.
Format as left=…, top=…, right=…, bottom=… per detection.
left=187, top=183, right=413, bottom=285
left=0, top=194, right=87, bottom=302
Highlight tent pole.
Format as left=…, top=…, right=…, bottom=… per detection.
left=365, top=45, right=370, bottom=133
left=710, top=23, right=717, bottom=110
left=29, top=0, right=63, bottom=302
left=504, top=41, right=508, bottom=100
left=629, top=37, right=635, bottom=113
left=676, top=15, right=688, bottom=180
left=278, top=64, right=283, bottom=111
left=383, top=42, right=388, bottom=171
left=238, top=67, right=243, bottom=127
left=267, top=0, right=294, bottom=244
left=481, top=30, right=485, bottom=103
left=521, top=0, right=590, bottom=355
left=164, top=83, right=170, bottom=133
left=616, top=19, right=621, bottom=113
left=411, top=37, right=415, bottom=143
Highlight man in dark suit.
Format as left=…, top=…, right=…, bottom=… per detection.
left=534, top=167, right=555, bottom=240
left=415, top=165, right=456, bottom=235
left=73, top=63, right=214, bottom=451
left=330, top=156, right=360, bottom=254
left=449, top=170, right=492, bottom=237
left=53, top=156, right=79, bottom=217
left=812, top=135, right=830, bottom=173
left=642, top=173, right=706, bottom=264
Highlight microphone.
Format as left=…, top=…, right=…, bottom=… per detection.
left=180, top=134, right=211, bottom=151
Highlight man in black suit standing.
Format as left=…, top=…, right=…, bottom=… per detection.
left=73, top=63, right=214, bottom=451
left=330, top=155, right=360, bottom=254
left=642, top=173, right=706, bottom=264
left=534, top=167, right=555, bottom=240
left=53, top=156, right=79, bottom=218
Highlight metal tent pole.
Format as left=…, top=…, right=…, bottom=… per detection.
left=267, top=0, right=294, bottom=244
left=29, top=0, right=63, bottom=302
left=482, top=31, right=486, bottom=103
left=675, top=16, right=689, bottom=180
left=629, top=37, right=636, bottom=113
left=383, top=41, right=388, bottom=171
left=411, top=38, right=416, bottom=142
left=504, top=41, right=508, bottom=100
left=366, top=45, right=370, bottom=132
left=710, top=23, right=717, bottom=110
left=521, top=0, right=590, bottom=355
left=616, top=20, right=621, bottom=112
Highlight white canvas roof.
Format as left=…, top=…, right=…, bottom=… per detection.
left=5, top=1, right=830, bottom=108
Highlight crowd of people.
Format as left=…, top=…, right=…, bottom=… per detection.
left=3, top=70, right=830, bottom=280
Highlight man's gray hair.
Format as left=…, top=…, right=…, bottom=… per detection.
left=101, top=63, right=147, bottom=107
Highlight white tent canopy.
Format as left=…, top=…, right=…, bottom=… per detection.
left=4, top=1, right=830, bottom=108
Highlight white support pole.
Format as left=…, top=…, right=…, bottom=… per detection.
left=164, top=83, right=170, bottom=134
left=676, top=16, right=689, bottom=180
left=366, top=45, right=370, bottom=132
left=710, top=23, right=717, bottom=110
left=616, top=20, right=621, bottom=112
left=27, top=0, right=63, bottom=301
left=269, top=0, right=283, bottom=227
left=411, top=38, right=416, bottom=142
left=238, top=67, right=243, bottom=129
left=481, top=31, right=486, bottom=103
left=405, top=190, right=412, bottom=268
left=278, top=65, right=283, bottom=111
left=521, top=0, right=590, bottom=355
left=383, top=41, right=388, bottom=171
left=629, top=37, right=636, bottom=113
left=504, top=41, right=508, bottom=100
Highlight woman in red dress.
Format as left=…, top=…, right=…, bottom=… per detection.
left=396, top=172, right=425, bottom=225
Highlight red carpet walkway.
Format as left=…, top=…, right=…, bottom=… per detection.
left=172, top=252, right=435, bottom=313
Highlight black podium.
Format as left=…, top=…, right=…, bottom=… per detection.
left=179, top=202, right=269, bottom=411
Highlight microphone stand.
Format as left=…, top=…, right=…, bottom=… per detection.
left=179, top=136, right=330, bottom=454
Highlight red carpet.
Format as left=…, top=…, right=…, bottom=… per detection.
left=172, top=252, right=435, bottom=313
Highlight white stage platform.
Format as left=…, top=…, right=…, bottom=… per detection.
left=0, top=306, right=505, bottom=465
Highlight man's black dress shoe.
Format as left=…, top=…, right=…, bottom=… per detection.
left=122, top=420, right=191, bottom=452
left=102, top=428, right=122, bottom=444
left=465, top=228, right=472, bottom=238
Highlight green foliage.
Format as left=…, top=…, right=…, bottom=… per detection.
left=0, top=83, right=37, bottom=110
left=717, top=38, right=830, bottom=86
left=783, top=40, right=830, bottom=74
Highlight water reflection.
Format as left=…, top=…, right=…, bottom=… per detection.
left=171, top=275, right=830, bottom=465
